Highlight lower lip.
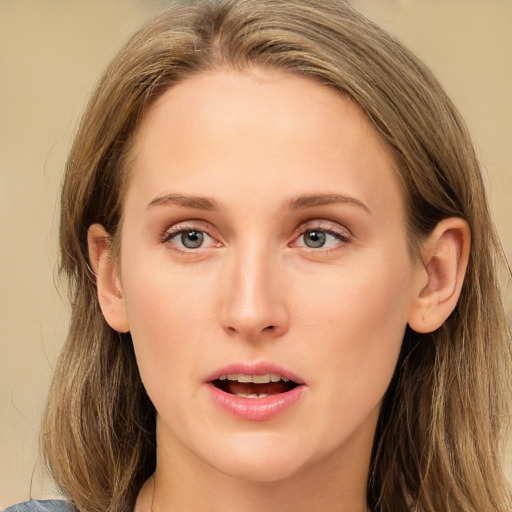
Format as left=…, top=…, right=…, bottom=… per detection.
left=206, top=383, right=306, bottom=421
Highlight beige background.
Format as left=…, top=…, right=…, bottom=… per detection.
left=1, top=0, right=511, bottom=507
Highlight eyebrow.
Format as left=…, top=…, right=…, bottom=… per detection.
left=285, top=194, right=371, bottom=214
left=147, top=193, right=221, bottom=211
left=146, top=192, right=371, bottom=214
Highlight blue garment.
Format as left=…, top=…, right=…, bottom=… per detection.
left=2, top=500, right=72, bottom=512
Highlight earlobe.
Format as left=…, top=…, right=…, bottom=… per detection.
left=408, top=217, right=470, bottom=333
left=87, top=223, right=130, bottom=333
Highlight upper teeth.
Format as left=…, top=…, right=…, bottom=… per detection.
left=218, top=373, right=290, bottom=383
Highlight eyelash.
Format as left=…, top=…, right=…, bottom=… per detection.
left=161, top=222, right=351, bottom=254
left=161, top=223, right=218, bottom=253
left=292, top=226, right=351, bottom=252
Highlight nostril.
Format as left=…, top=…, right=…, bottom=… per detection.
left=225, top=323, right=284, bottom=337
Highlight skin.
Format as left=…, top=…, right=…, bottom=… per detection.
left=89, top=68, right=470, bottom=512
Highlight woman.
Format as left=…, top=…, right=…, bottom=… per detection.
left=6, top=0, right=511, bottom=511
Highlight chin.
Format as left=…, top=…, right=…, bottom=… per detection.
left=215, top=456, right=308, bottom=483
left=202, top=432, right=315, bottom=483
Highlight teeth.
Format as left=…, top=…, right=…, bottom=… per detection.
left=252, top=374, right=270, bottom=384
left=218, top=373, right=290, bottom=384
left=235, top=393, right=269, bottom=399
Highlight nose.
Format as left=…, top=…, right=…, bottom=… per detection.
left=219, top=246, right=290, bottom=340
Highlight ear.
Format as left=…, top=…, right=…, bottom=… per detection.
left=408, top=217, right=470, bottom=333
left=87, top=223, right=130, bottom=333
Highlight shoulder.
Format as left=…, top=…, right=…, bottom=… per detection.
left=2, top=500, right=73, bottom=512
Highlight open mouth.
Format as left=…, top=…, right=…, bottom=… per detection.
left=211, top=373, right=300, bottom=399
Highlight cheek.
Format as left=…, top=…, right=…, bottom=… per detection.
left=294, top=254, right=413, bottom=397
left=120, top=260, right=218, bottom=399
left=298, top=252, right=412, bottom=338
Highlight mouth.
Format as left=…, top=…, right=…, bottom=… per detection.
left=206, top=363, right=306, bottom=420
left=211, top=373, right=300, bottom=399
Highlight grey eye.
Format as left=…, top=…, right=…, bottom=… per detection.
left=303, top=230, right=327, bottom=248
left=181, top=230, right=204, bottom=248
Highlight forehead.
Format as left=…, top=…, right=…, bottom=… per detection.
left=127, top=68, right=404, bottom=219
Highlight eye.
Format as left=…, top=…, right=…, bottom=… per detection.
left=291, top=224, right=351, bottom=251
left=164, top=227, right=218, bottom=251
left=176, top=230, right=206, bottom=249
left=302, top=230, right=330, bottom=248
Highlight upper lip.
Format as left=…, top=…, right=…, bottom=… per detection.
left=205, top=361, right=306, bottom=385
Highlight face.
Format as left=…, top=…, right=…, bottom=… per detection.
left=110, top=69, right=423, bottom=483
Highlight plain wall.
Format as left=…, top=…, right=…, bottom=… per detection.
left=1, top=0, right=511, bottom=507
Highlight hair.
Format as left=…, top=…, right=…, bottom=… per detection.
left=41, top=1, right=511, bottom=511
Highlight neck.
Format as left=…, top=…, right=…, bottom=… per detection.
left=135, top=423, right=373, bottom=512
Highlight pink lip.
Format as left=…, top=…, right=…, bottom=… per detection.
left=205, top=361, right=307, bottom=421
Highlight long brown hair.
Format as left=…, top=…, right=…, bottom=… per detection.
left=42, top=1, right=511, bottom=511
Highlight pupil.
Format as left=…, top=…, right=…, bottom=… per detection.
left=305, top=230, right=326, bottom=248
left=181, top=230, right=204, bottom=248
